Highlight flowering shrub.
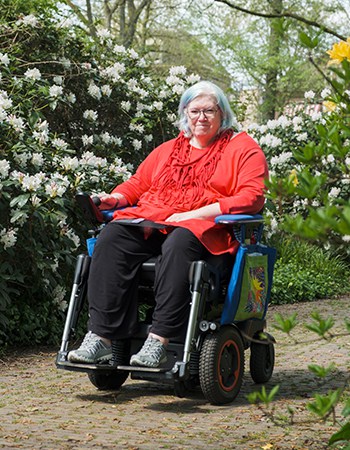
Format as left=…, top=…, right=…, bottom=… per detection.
left=248, top=39, right=350, bottom=258
left=0, top=9, right=200, bottom=346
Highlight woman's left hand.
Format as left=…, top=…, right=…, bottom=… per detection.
left=165, top=202, right=222, bottom=222
left=165, top=211, right=201, bottom=222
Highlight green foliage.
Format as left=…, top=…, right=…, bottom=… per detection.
left=0, top=5, right=199, bottom=347
left=329, top=398, right=350, bottom=446
left=307, top=389, right=341, bottom=419
left=272, top=312, right=298, bottom=334
left=256, top=40, right=350, bottom=258
left=329, top=422, right=350, bottom=447
left=305, top=311, right=335, bottom=339
left=270, top=237, right=350, bottom=304
left=308, top=363, right=336, bottom=378
left=247, top=385, right=280, bottom=406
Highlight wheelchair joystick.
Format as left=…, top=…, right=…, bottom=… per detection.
left=92, top=196, right=101, bottom=206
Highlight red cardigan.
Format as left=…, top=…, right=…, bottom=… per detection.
left=111, top=131, right=268, bottom=255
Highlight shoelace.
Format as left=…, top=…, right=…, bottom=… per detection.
left=80, top=332, right=102, bottom=354
left=142, top=339, right=163, bottom=358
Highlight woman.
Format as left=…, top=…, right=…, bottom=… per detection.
left=68, top=80, right=268, bottom=368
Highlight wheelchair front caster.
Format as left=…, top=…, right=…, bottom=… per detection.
left=199, top=326, right=244, bottom=405
left=249, top=332, right=275, bottom=384
left=88, top=371, right=129, bottom=390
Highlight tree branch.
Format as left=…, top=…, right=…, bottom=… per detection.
left=62, top=0, right=97, bottom=36
left=214, top=0, right=347, bottom=41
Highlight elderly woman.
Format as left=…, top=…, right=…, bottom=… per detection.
left=68, top=80, right=268, bottom=368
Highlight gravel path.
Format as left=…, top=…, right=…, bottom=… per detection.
left=1, top=296, right=349, bottom=449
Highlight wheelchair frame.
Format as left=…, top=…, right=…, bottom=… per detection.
left=56, top=194, right=275, bottom=405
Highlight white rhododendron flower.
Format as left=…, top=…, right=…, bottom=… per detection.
left=259, top=134, right=282, bottom=148
left=24, top=68, right=41, bottom=80
left=113, top=45, right=126, bottom=54
left=31, top=152, right=44, bottom=167
left=0, top=53, right=10, bottom=66
left=82, top=135, right=93, bottom=146
left=66, top=93, right=76, bottom=103
left=329, top=187, right=340, bottom=198
left=49, top=85, right=63, bottom=97
left=169, top=66, right=187, bottom=76
left=16, top=14, right=38, bottom=27
left=88, top=83, right=101, bottom=100
left=129, top=123, right=145, bottom=133
left=0, top=159, right=10, bottom=178
left=270, top=152, right=293, bottom=166
left=0, top=90, right=12, bottom=109
left=60, top=156, right=79, bottom=171
left=53, top=76, right=64, bottom=85
left=121, top=100, right=131, bottom=111
left=101, top=85, right=112, bottom=97
left=153, top=101, right=163, bottom=111
left=304, top=90, right=315, bottom=99
left=0, top=227, right=18, bottom=249
left=83, top=110, right=98, bottom=121
left=52, top=138, right=68, bottom=149
left=187, top=74, right=201, bottom=84
left=166, top=75, right=182, bottom=85
left=7, top=114, right=25, bottom=132
left=21, top=172, right=46, bottom=191
left=132, top=139, right=142, bottom=150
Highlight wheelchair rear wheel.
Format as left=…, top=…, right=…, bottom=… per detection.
left=199, top=326, right=244, bottom=405
left=249, top=333, right=275, bottom=384
left=88, top=371, right=129, bottom=390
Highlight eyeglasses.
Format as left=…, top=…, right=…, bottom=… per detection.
left=186, top=108, right=219, bottom=119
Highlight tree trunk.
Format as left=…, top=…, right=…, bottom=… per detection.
left=260, top=0, right=283, bottom=121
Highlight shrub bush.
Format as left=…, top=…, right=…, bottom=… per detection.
left=270, top=237, right=350, bottom=304
left=0, top=6, right=200, bottom=347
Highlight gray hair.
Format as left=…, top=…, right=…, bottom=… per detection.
left=177, top=80, right=238, bottom=137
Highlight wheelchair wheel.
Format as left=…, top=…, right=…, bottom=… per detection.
left=88, top=371, right=128, bottom=390
left=199, top=326, right=244, bottom=405
left=249, top=333, right=275, bottom=384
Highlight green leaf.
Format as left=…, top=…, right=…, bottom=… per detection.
left=299, top=32, right=317, bottom=48
left=308, top=363, right=335, bottom=378
left=329, top=421, right=350, bottom=445
left=273, top=312, right=298, bottom=334
left=9, top=194, right=30, bottom=208
left=305, top=312, right=335, bottom=337
left=342, top=399, right=350, bottom=418
left=307, top=389, right=341, bottom=418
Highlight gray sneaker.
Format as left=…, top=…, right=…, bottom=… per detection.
left=130, top=337, right=167, bottom=368
left=68, top=331, right=112, bottom=363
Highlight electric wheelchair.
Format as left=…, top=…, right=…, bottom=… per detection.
left=56, top=193, right=276, bottom=405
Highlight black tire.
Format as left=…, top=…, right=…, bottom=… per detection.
left=174, top=378, right=197, bottom=398
left=88, top=371, right=128, bottom=390
left=249, top=334, right=275, bottom=384
left=199, top=326, right=245, bottom=405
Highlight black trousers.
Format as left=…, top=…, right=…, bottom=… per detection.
left=87, top=223, right=210, bottom=340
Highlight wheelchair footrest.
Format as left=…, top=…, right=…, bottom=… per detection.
left=117, top=365, right=167, bottom=373
left=56, top=360, right=117, bottom=373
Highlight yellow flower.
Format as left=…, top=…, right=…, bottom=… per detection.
left=326, top=38, right=350, bottom=64
left=252, top=276, right=263, bottom=292
left=289, top=169, right=299, bottom=187
left=323, top=100, right=337, bottom=112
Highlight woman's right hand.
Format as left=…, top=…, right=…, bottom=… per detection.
left=91, top=193, right=120, bottom=210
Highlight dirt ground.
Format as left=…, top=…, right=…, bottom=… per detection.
left=0, top=296, right=349, bottom=450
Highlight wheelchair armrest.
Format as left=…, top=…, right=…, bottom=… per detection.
left=100, top=209, right=116, bottom=222
left=215, top=214, right=264, bottom=244
left=215, top=214, right=263, bottom=225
